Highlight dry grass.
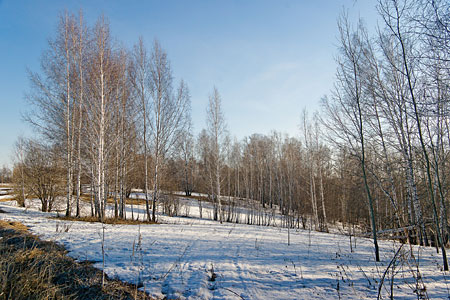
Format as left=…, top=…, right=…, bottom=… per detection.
left=0, top=220, right=153, bottom=300
left=175, top=193, right=239, bottom=207
left=106, top=197, right=148, bottom=206
left=0, top=219, right=29, bottom=232
left=80, top=195, right=148, bottom=206
left=52, top=215, right=158, bottom=225
left=0, top=196, right=18, bottom=203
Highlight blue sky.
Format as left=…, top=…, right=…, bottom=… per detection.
left=0, top=0, right=378, bottom=167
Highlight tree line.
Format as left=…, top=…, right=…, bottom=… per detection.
left=322, top=0, right=450, bottom=267
left=9, top=0, right=450, bottom=267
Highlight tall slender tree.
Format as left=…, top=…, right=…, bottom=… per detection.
left=148, top=40, right=190, bottom=222
left=206, top=87, right=227, bottom=222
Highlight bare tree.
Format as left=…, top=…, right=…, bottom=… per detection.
left=130, top=37, right=152, bottom=220
left=26, top=11, right=80, bottom=217
left=12, top=137, right=27, bottom=207
left=206, top=87, right=227, bottom=222
left=322, top=15, right=380, bottom=261
left=0, top=166, right=12, bottom=184
left=148, top=40, right=190, bottom=222
left=378, top=0, right=448, bottom=270
left=301, top=110, right=319, bottom=230
left=178, top=108, right=194, bottom=196
left=74, top=10, right=87, bottom=218
left=15, top=139, right=64, bottom=212
left=83, top=15, right=119, bottom=219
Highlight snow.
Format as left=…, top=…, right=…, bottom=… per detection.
left=0, top=186, right=14, bottom=198
left=0, top=195, right=14, bottom=200
left=1, top=199, right=449, bottom=299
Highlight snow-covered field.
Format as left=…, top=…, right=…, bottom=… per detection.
left=0, top=198, right=449, bottom=299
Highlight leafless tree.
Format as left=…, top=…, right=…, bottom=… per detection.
left=73, top=10, right=87, bottom=218
left=322, top=15, right=380, bottom=261
left=206, top=87, right=227, bottom=222
left=12, top=137, right=27, bottom=207
left=14, top=139, right=64, bottom=212
left=178, top=107, right=194, bottom=196
left=26, top=11, right=81, bottom=217
left=83, top=15, right=120, bottom=219
left=148, top=40, right=190, bottom=222
left=378, top=0, right=448, bottom=270
left=129, top=37, right=152, bottom=220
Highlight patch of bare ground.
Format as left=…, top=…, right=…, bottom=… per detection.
left=80, top=195, right=148, bottom=206
left=0, top=196, right=17, bottom=202
left=52, top=215, right=158, bottom=225
left=171, top=192, right=242, bottom=207
left=0, top=220, right=153, bottom=299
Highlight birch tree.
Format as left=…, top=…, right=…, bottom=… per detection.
left=130, top=37, right=152, bottom=220
left=323, top=15, right=380, bottom=261
left=26, top=11, right=79, bottom=217
left=206, top=87, right=227, bottom=222
left=378, top=0, right=448, bottom=270
left=84, top=16, right=118, bottom=219
left=148, top=40, right=190, bottom=222
left=74, top=11, right=87, bottom=217
left=178, top=109, right=194, bottom=196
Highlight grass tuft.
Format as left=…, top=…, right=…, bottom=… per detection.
left=0, top=219, right=29, bottom=232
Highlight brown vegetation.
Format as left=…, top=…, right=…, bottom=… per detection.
left=0, top=196, right=17, bottom=203
left=0, top=220, right=152, bottom=299
left=53, top=215, right=157, bottom=225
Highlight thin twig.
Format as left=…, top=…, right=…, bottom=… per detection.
left=377, top=244, right=403, bottom=300
left=222, top=287, right=245, bottom=299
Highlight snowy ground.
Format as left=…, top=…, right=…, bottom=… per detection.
left=0, top=185, right=14, bottom=198
left=0, top=198, right=449, bottom=299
